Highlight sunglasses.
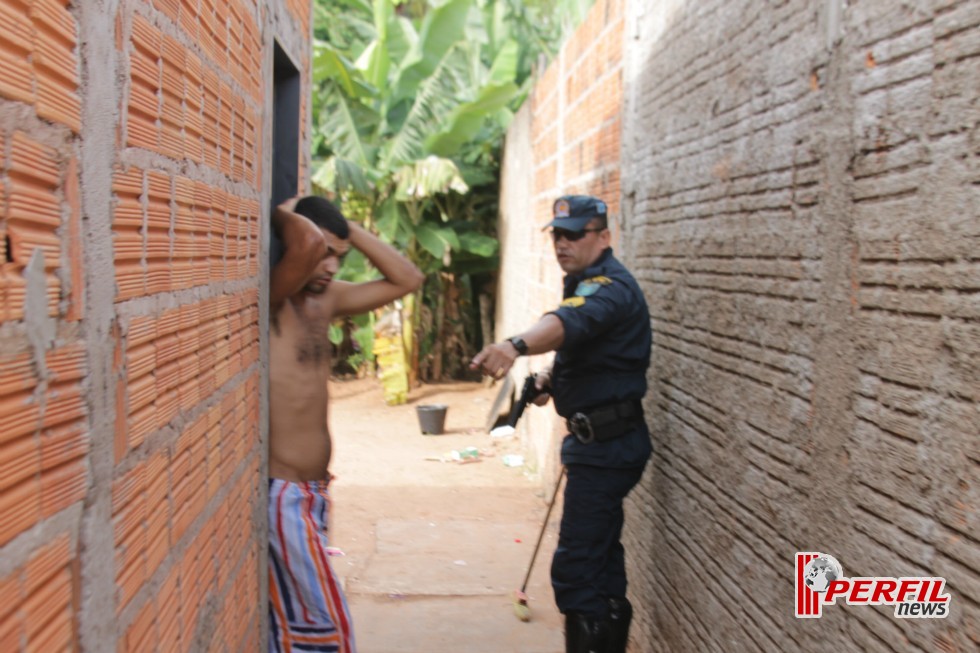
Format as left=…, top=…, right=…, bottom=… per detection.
left=550, top=228, right=605, bottom=243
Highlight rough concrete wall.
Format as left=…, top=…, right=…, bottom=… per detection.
left=0, top=0, right=312, bottom=650
left=621, top=1, right=979, bottom=651
left=497, top=0, right=625, bottom=483
left=500, top=0, right=978, bottom=650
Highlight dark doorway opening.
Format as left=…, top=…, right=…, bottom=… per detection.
left=271, top=42, right=300, bottom=265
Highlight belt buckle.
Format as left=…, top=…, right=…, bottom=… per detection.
left=569, top=412, right=595, bottom=444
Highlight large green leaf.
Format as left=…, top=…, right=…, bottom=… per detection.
left=415, top=222, right=447, bottom=259
left=375, top=197, right=414, bottom=247
left=383, top=47, right=470, bottom=168
left=357, top=41, right=390, bottom=89
left=458, top=231, right=498, bottom=257
left=457, top=164, right=496, bottom=187
left=487, top=38, right=519, bottom=86
left=319, top=87, right=376, bottom=168
left=372, top=0, right=390, bottom=39
left=436, top=226, right=461, bottom=251
left=352, top=318, right=375, bottom=359
left=394, top=156, right=469, bottom=200
left=388, top=16, right=416, bottom=66
left=394, top=0, right=472, bottom=99
left=412, top=222, right=463, bottom=263
left=313, top=40, right=375, bottom=98
left=463, top=1, right=491, bottom=49
left=424, top=81, right=518, bottom=156
left=312, top=157, right=373, bottom=195
left=359, top=0, right=393, bottom=87
left=487, top=0, right=509, bottom=53
left=311, top=158, right=334, bottom=193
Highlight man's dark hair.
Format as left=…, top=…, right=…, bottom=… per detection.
left=294, top=196, right=350, bottom=239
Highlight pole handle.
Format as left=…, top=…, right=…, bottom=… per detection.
left=520, top=466, right=566, bottom=593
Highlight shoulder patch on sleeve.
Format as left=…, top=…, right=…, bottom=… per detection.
left=561, top=296, right=586, bottom=308
left=575, top=275, right=614, bottom=297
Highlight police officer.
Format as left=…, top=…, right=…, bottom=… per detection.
left=470, top=195, right=652, bottom=653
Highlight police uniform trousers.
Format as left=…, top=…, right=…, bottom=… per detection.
left=551, top=461, right=646, bottom=616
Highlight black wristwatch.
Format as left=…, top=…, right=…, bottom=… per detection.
left=506, top=336, right=528, bottom=356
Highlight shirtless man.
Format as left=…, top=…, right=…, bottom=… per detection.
left=267, top=196, right=423, bottom=653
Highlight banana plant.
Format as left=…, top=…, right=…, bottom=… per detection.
left=311, top=0, right=583, bottom=381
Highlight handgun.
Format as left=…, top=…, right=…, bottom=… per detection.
left=507, top=374, right=548, bottom=428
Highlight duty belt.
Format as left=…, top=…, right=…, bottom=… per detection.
left=567, top=400, right=643, bottom=444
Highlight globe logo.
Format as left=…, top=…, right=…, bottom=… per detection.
left=803, top=554, right=843, bottom=593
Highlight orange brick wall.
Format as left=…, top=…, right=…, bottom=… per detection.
left=529, top=0, right=623, bottom=231
left=0, top=0, right=312, bottom=650
left=496, top=0, right=625, bottom=480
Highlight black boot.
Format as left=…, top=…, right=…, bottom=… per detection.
left=565, top=613, right=611, bottom=653
left=606, top=597, right=633, bottom=653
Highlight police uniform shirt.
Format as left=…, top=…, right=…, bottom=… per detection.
left=547, top=248, right=653, bottom=469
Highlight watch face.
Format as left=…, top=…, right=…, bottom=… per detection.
left=509, top=337, right=528, bottom=355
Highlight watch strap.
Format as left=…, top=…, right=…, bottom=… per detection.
left=506, top=336, right=528, bottom=356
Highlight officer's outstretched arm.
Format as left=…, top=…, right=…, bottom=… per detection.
left=515, top=314, right=565, bottom=354
left=469, top=314, right=564, bottom=380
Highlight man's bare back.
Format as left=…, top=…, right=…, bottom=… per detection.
left=268, top=196, right=422, bottom=482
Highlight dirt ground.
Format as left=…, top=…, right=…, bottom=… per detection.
left=327, top=375, right=535, bottom=487
left=325, top=376, right=565, bottom=653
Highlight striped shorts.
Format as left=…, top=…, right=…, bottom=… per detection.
left=269, top=478, right=356, bottom=653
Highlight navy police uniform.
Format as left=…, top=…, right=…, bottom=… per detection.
left=548, top=245, right=652, bottom=622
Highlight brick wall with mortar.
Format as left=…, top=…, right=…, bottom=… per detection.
left=501, top=0, right=978, bottom=651
left=497, top=0, right=625, bottom=483
left=0, top=0, right=312, bottom=650
left=620, top=0, right=979, bottom=651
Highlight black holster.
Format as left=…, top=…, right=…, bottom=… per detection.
left=567, top=400, right=643, bottom=444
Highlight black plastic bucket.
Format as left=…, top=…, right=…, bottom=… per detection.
left=416, top=404, right=448, bottom=435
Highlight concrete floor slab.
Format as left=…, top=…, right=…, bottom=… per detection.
left=352, top=518, right=544, bottom=595
left=350, top=595, right=563, bottom=653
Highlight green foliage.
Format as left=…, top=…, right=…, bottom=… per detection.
left=312, top=0, right=592, bottom=378
left=350, top=315, right=376, bottom=368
